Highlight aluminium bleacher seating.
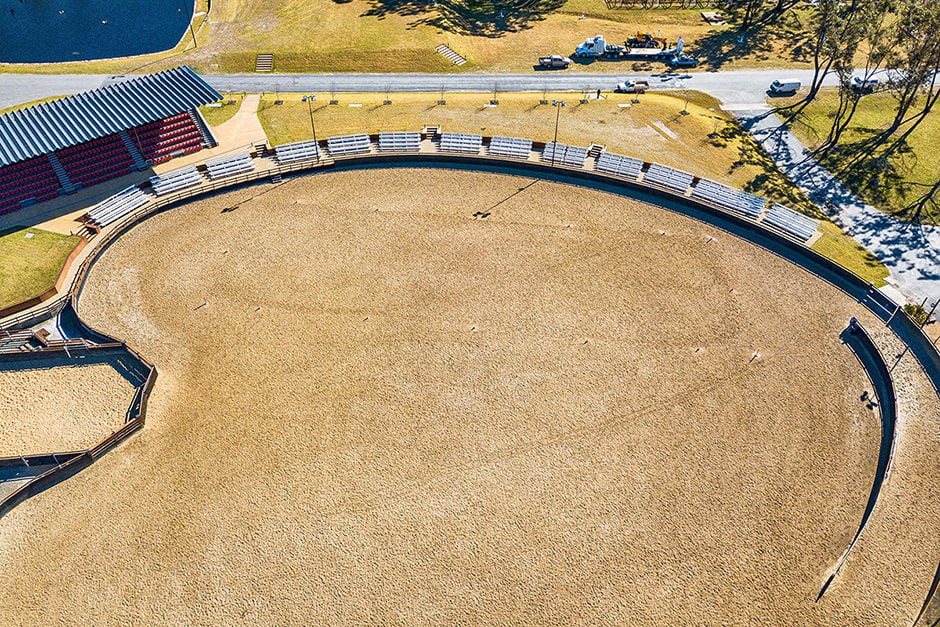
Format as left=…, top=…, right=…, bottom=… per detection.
left=439, top=132, right=482, bottom=154
left=642, top=163, right=694, bottom=193
left=129, top=112, right=206, bottom=165
left=274, top=139, right=321, bottom=164
left=149, top=166, right=204, bottom=196
left=595, top=151, right=643, bottom=180
left=0, top=155, right=61, bottom=215
left=56, top=134, right=135, bottom=188
left=205, top=153, right=254, bottom=180
left=690, top=178, right=766, bottom=219
left=541, top=142, right=589, bottom=168
left=763, top=204, right=820, bottom=242
left=85, top=186, right=150, bottom=228
left=326, top=134, right=371, bottom=156
left=378, top=132, right=421, bottom=152
left=488, top=136, right=533, bottom=159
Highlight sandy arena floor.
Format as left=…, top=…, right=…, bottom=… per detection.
left=0, top=168, right=937, bottom=625
left=0, top=357, right=136, bottom=455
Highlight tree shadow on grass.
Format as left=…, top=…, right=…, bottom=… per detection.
left=692, top=9, right=813, bottom=70
left=361, top=0, right=565, bottom=36
left=813, top=130, right=915, bottom=219
left=708, top=120, right=819, bottom=215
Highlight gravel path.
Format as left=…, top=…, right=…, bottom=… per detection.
left=740, top=109, right=940, bottom=304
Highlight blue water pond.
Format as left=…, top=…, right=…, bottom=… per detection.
left=0, top=0, right=195, bottom=63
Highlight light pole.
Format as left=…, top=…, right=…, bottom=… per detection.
left=180, top=0, right=198, bottom=49
left=302, top=95, right=319, bottom=161
left=551, top=99, right=566, bottom=167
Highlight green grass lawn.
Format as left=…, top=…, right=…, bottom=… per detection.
left=258, top=90, right=887, bottom=285
left=0, top=0, right=820, bottom=75
left=200, top=93, right=246, bottom=127
left=0, top=227, right=82, bottom=311
left=773, top=88, right=940, bottom=224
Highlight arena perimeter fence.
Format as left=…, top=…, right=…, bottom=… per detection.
left=817, top=320, right=899, bottom=600
left=0, top=335, right=157, bottom=520
left=0, top=132, right=938, bottom=522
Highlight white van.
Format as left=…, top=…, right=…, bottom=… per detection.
left=769, top=79, right=801, bottom=95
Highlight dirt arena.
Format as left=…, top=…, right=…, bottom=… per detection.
left=0, top=168, right=938, bottom=625
left=0, top=357, right=135, bottom=455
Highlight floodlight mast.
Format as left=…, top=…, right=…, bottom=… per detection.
left=302, top=95, right=319, bottom=161
left=551, top=100, right=566, bottom=167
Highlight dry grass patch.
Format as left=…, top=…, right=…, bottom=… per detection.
left=199, top=93, right=246, bottom=127
left=0, top=0, right=819, bottom=74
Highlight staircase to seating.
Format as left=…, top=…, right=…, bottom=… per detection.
left=189, top=109, right=218, bottom=148
left=119, top=130, right=150, bottom=170
left=46, top=153, right=76, bottom=194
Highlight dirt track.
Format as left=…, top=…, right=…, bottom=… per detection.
left=0, top=168, right=937, bottom=625
left=0, top=360, right=134, bottom=455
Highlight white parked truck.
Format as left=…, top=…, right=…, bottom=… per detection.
left=769, top=78, right=801, bottom=95
left=574, top=35, right=624, bottom=58
left=615, top=79, right=650, bottom=93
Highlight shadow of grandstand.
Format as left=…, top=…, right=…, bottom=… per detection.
left=0, top=167, right=155, bottom=235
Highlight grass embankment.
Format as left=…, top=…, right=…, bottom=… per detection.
left=199, top=93, right=245, bottom=127
left=0, top=0, right=820, bottom=74
left=257, top=90, right=887, bottom=284
left=0, top=227, right=81, bottom=310
left=773, top=88, right=940, bottom=224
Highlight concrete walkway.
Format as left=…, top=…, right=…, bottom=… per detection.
left=738, top=107, right=940, bottom=304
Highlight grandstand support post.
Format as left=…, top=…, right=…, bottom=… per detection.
left=551, top=100, right=566, bottom=167
left=302, top=95, right=319, bottom=161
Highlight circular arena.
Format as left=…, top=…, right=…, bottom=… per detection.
left=1, top=164, right=939, bottom=625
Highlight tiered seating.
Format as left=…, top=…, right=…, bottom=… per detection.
left=150, top=166, right=203, bottom=196
left=85, top=186, right=150, bottom=229
left=0, top=330, right=33, bottom=353
left=542, top=142, right=588, bottom=167
left=0, top=155, right=60, bottom=215
left=274, top=139, right=320, bottom=164
left=129, top=112, right=205, bottom=165
left=763, top=204, right=820, bottom=242
left=378, top=132, right=421, bottom=152
left=439, top=132, right=482, bottom=154
left=643, top=164, right=694, bottom=193
left=488, top=136, right=532, bottom=159
left=691, top=178, right=766, bottom=219
left=56, top=134, right=135, bottom=188
left=205, top=152, right=254, bottom=180
left=326, top=134, right=371, bottom=156
left=595, top=151, right=643, bottom=180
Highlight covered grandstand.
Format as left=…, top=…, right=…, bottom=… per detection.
left=0, top=66, right=221, bottom=216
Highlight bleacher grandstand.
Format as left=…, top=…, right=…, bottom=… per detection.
left=0, top=66, right=221, bottom=217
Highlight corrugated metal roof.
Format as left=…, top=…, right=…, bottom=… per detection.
left=0, top=66, right=221, bottom=167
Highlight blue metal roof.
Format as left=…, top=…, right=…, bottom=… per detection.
left=0, top=66, right=221, bottom=167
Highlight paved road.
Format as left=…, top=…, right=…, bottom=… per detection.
left=0, top=69, right=841, bottom=110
